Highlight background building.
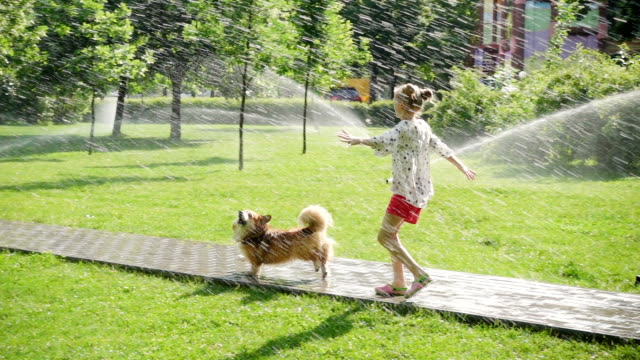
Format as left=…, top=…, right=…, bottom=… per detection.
left=473, top=0, right=608, bottom=73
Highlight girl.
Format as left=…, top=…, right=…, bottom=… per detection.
left=337, top=83, right=476, bottom=298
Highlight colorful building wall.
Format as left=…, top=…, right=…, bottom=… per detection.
left=473, top=0, right=607, bottom=73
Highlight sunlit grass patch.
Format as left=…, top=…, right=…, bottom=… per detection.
left=2, top=252, right=638, bottom=359
left=0, top=123, right=638, bottom=293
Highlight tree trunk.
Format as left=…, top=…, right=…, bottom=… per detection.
left=390, top=72, right=397, bottom=99
left=239, top=2, right=254, bottom=171
left=370, top=62, right=379, bottom=103
left=302, top=69, right=310, bottom=155
left=88, top=89, right=96, bottom=155
left=239, top=59, right=249, bottom=171
left=302, top=51, right=313, bottom=155
left=112, top=76, right=128, bottom=137
left=170, top=76, right=182, bottom=140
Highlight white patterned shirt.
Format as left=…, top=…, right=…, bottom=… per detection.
left=370, top=119, right=453, bottom=208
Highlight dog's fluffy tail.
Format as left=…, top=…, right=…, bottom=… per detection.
left=323, top=237, right=335, bottom=259
left=298, top=205, right=333, bottom=233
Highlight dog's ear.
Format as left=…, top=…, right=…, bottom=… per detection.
left=261, top=215, right=272, bottom=224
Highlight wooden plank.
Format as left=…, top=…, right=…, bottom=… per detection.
left=1, top=219, right=638, bottom=342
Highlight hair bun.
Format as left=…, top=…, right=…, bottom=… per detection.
left=419, top=88, right=433, bottom=101
left=401, top=84, right=418, bottom=101
left=394, top=83, right=435, bottom=110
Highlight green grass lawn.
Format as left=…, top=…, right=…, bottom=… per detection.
left=1, top=123, right=639, bottom=359
left=2, top=252, right=639, bottom=359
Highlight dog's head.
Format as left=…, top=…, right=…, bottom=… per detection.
left=232, top=210, right=272, bottom=242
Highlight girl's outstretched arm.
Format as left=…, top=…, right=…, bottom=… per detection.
left=447, top=155, right=477, bottom=180
left=337, top=129, right=374, bottom=147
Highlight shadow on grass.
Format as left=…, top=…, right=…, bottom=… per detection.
left=0, top=134, right=204, bottom=159
left=184, top=281, right=283, bottom=304
left=0, top=157, right=64, bottom=163
left=231, top=307, right=361, bottom=360
left=90, top=156, right=236, bottom=169
left=201, top=127, right=297, bottom=134
left=0, top=174, right=189, bottom=192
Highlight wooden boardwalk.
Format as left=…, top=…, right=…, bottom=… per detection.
left=1, top=219, right=638, bottom=342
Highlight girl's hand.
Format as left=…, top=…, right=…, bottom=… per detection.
left=337, top=129, right=359, bottom=145
left=459, top=166, right=477, bottom=181
left=447, top=155, right=477, bottom=180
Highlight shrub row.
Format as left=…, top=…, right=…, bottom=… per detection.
left=428, top=48, right=640, bottom=174
left=122, top=97, right=398, bottom=127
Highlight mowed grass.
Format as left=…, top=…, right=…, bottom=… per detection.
left=1, top=123, right=639, bottom=359
left=1, top=123, right=638, bottom=292
left=2, top=253, right=640, bottom=359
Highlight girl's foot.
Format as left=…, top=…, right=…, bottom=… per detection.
left=375, top=284, right=407, bottom=297
left=405, top=274, right=432, bottom=298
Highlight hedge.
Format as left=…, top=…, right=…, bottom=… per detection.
left=121, top=97, right=398, bottom=127
left=428, top=48, right=640, bottom=174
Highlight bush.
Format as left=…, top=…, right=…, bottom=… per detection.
left=519, top=49, right=640, bottom=115
left=488, top=91, right=640, bottom=175
left=428, top=47, right=640, bottom=174
left=0, top=90, right=90, bottom=125
left=123, top=97, right=397, bottom=127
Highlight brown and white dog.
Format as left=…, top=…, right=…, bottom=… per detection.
left=232, top=205, right=334, bottom=279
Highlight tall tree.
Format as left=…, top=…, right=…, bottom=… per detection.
left=105, top=0, right=154, bottom=137
left=133, top=0, right=219, bottom=140
left=0, top=0, right=47, bottom=123
left=290, top=0, right=369, bottom=153
left=341, top=0, right=476, bottom=95
left=69, top=1, right=147, bottom=153
left=340, top=0, right=428, bottom=99
left=412, top=0, right=477, bottom=89
left=221, top=0, right=295, bottom=170
left=606, top=0, right=640, bottom=43
left=1, top=0, right=142, bottom=124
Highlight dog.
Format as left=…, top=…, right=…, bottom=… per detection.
left=232, top=205, right=335, bottom=279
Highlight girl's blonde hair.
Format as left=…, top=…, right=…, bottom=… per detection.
left=393, top=83, right=434, bottom=112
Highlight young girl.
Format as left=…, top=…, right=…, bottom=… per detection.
left=337, top=83, right=476, bottom=298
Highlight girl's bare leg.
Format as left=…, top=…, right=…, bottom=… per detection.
left=391, top=260, right=406, bottom=288
left=378, top=212, right=428, bottom=283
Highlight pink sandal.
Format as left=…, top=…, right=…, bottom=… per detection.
left=405, top=274, right=433, bottom=298
left=375, top=284, right=407, bottom=297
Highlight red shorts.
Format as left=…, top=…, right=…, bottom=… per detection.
left=386, top=194, right=422, bottom=224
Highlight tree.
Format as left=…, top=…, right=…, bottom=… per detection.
left=0, top=0, right=47, bottom=123
left=220, top=0, right=295, bottom=170
left=341, top=0, right=429, bottom=99
left=605, top=0, right=640, bottom=43
left=132, top=0, right=219, bottom=140
left=341, top=0, right=476, bottom=95
left=2, top=0, right=145, bottom=128
left=289, top=0, right=369, bottom=154
left=104, top=0, right=154, bottom=138
left=412, top=0, right=477, bottom=89
left=1, top=0, right=141, bottom=125
left=68, top=1, right=147, bottom=153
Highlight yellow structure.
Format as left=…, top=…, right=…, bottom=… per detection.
left=344, top=78, right=370, bottom=103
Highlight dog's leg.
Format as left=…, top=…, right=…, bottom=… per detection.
left=317, top=254, right=328, bottom=279
left=319, top=243, right=332, bottom=279
left=313, top=260, right=321, bottom=272
left=249, top=263, right=262, bottom=278
left=321, top=261, right=328, bottom=279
